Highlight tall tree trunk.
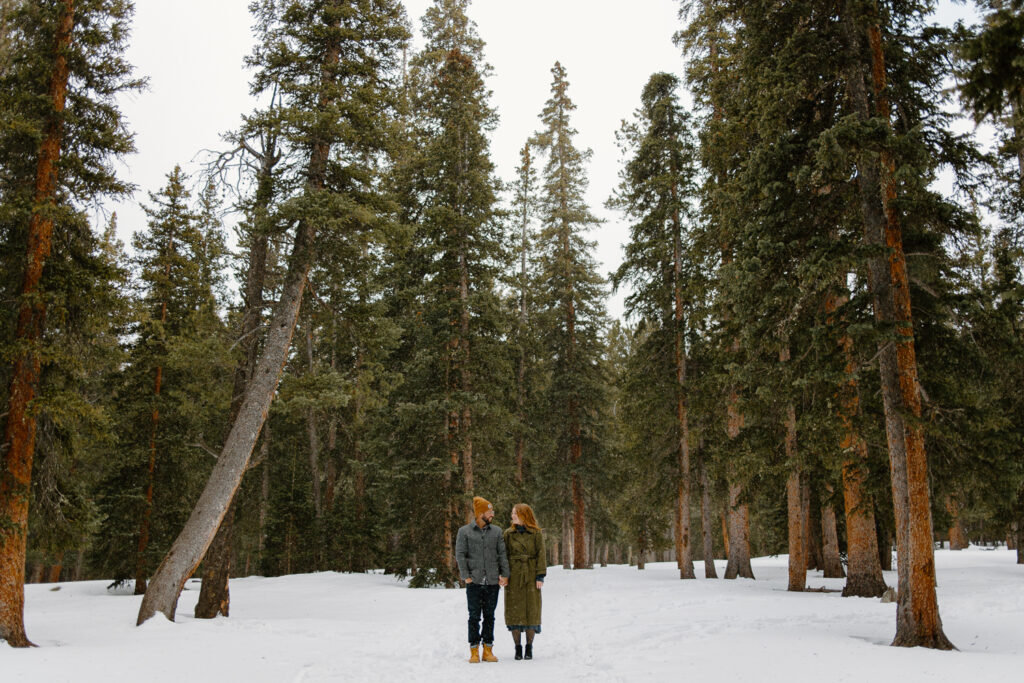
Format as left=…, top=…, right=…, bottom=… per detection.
left=351, top=359, right=367, bottom=572
left=0, top=0, right=74, bottom=648
left=135, top=360, right=163, bottom=595
left=194, top=502, right=234, bottom=618
left=786, top=469, right=806, bottom=591
left=878, top=516, right=893, bottom=572
left=805, top=482, right=823, bottom=571
left=826, top=288, right=887, bottom=596
left=821, top=492, right=846, bottom=579
left=443, top=383, right=458, bottom=580
left=195, top=142, right=275, bottom=617
left=781, top=347, right=805, bottom=591
left=258, top=425, right=270, bottom=571
left=305, top=325, right=323, bottom=519
left=698, top=453, right=717, bottom=578
left=723, top=341, right=751, bottom=577
left=561, top=510, right=572, bottom=569
left=841, top=455, right=887, bottom=595
left=459, top=251, right=474, bottom=512
left=724, top=482, right=754, bottom=579
left=136, top=12, right=342, bottom=624
left=842, top=1, right=952, bottom=649
left=137, top=219, right=179, bottom=596
left=720, top=506, right=730, bottom=560
left=671, top=172, right=694, bottom=580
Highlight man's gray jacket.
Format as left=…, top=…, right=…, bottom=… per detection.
left=455, top=521, right=510, bottom=585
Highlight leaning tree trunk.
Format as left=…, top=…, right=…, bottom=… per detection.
left=136, top=18, right=341, bottom=623
left=195, top=134, right=275, bottom=619
left=842, top=1, right=952, bottom=649
left=0, top=0, right=74, bottom=648
left=137, top=204, right=317, bottom=625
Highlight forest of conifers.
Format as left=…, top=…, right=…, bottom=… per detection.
left=1, top=0, right=1022, bottom=651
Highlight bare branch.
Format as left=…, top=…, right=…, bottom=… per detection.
left=190, top=440, right=221, bottom=461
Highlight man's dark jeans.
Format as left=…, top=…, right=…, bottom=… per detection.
left=466, top=582, right=500, bottom=646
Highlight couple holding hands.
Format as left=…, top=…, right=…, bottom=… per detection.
left=455, top=496, right=546, bottom=663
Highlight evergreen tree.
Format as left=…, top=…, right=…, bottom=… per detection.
left=679, top=0, right=970, bottom=645
left=956, top=0, right=1024, bottom=562
left=26, top=214, right=131, bottom=586
left=610, top=72, right=702, bottom=579
left=532, top=62, right=610, bottom=570
left=385, top=0, right=511, bottom=586
left=511, top=143, right=541, bottom=492
left=137, top=0, right=409, bottom=623
left=0, top=0, right=140, bottom=646
left=89, top=167, right=231, bottom=593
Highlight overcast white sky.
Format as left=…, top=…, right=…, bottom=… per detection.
left=109, top=0, right=977, bottom=320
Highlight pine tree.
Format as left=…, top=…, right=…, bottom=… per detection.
left=532, top=62, right=609, bottom=570
left=137, top=0, right=408, bottom=623
left=956, top=0, right=1024, bottom=563
left=610, top=72, right=702, bottom=579
left=839, top=0, right=954, bottom=649
left=87, top=167, right=231, bottom=593
left=384, top=0, right=511, bottom=586
left=512, top=143, right=540, bottom=492
left=0, top=0, right=140, bottom=646
left=25, top=213, right=131, bottom=587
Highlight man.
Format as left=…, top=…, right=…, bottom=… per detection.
left=455, top=496, right=510, bottom=663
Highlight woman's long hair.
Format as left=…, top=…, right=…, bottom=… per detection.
left=510, top=503, right=542, bottom=532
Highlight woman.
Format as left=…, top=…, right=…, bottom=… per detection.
left=503, top=503, right=546, bottom=660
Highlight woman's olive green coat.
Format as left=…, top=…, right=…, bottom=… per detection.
left=503, top=527, right=546, bottom=627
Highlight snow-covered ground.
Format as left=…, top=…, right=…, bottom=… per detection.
left=3, top=547, right=1022, bottom=682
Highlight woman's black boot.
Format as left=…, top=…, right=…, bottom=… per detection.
left=524, top=644, right=533, bottom=660
left=514, top=644, right=523, bottom=660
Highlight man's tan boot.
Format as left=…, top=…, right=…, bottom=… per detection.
left=482, top=645, right=498, bottom=662
left=469, top=646, right=480, bottom=663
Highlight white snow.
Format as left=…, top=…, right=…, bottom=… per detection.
left=3, top=547, right=1022, bottom=682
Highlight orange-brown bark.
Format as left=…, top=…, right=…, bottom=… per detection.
left=842, top=0, right=952, bottom=648
left=820, top=494, right=846, bottom=579
left=945, top=496, right=968, bottom=551
left=0, top=0, right=74, bottom=648
left=724, top=482, right=754, bottom=579
left=825, top=290, right=887, bottom=597
left=698, top=453, right=717, bottom=578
